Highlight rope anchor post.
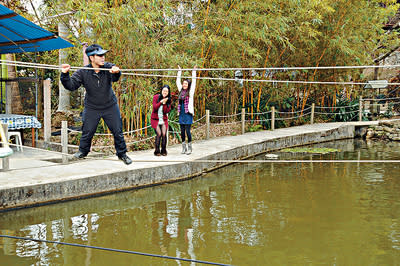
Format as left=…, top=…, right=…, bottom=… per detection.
left=61, top=121, right=68, bottom=164
left=206, top=110, right=210, bottom=140
left=241, top=108, right=245, bottom=134
left=271, top=107, right=275, bottom=131
left=311, top=103, right=315, bottom=124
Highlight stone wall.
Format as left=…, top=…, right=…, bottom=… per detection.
left=366, top=121, right=400, bottom=141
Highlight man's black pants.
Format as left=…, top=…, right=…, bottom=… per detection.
left=79, top=104, right=127, bottom=156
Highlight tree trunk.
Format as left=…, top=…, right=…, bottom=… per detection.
left=57, top=21, right=71, bottom=112
left=6, top=54, right=23, bottom=114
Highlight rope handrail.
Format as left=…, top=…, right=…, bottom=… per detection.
left=67, top=125, right=152, bottom=136
left=362, top=96, right=400, bottom=101
left=91, top=135, right=156, bottom=148
left=245, top=119, right=272, bottom=123
left=314, top=104, right=359, bottom=109
left=194, top=115, right=206, bottom=124
left=123, top=72, right=400, bottom=86
left=210, top=121, right=242, bottom=125
left=367, top=101, right=400, bottom=106
left=246, top=111, right=272, bottom=116
left=275, top=106, right=312, bottom=114
left=275, top=111, right=312, bottom=121
left=314, top=110, right=359, bottom=115
left=210, top=113, right=241, bottom=118
left=4, top=58, right=400, bottom=71
left=4, top=59, right=400, bottom=86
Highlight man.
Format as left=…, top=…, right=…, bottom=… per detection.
left=60, top=44, right=132, bottom=165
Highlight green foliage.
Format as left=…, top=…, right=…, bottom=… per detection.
left=32, top=0, right=400, bottom=134
left=383, top=102, right=394, bottom=118
left=247, top=124, right=263, bottom=132
left=332, top=98, right=360, bottom=122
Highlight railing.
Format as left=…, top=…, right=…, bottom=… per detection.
left=40, top=81, right=400, bottom=163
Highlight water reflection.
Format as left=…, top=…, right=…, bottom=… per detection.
left=0, top=139, right=400, bottom=265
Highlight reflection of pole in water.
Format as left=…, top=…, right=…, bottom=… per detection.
left=85, top=214, right=93, bottom=266
left=357, top=150, right=361, bottom=176
left=270, top=162, right=274, bottom=176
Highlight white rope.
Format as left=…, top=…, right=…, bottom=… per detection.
left=91, top=135, right=156, bottom=148
left=245, top=119, right=271, bottom=123
left=363, top=96, right=400, bottom=101
left=367, top=101, right=400, bottom=106
left=4, top=59, right=400, bottom=86
left=210, top=113, right=241, bottom=118
left=275, top=106, right=312, bottom=114
left=67, top=125, right=152, bottom=136
left=315, top=104, right=359, bottom=109
left=211, top=121, right=242, bottom=125
left=123, top=72, right=400, bottom=86
left=247, top=111, right=272, bottom=115
left=5, top=59, right=400, bottom=71
left=193, top=124, right=207, bottom=130
left=275, top=111, right=312, bottom=120
left=314, top=110, right=358, bottom=115
left=193, top=115, right=206, bottom=124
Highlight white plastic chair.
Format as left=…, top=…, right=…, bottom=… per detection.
left=8, top=131, right=23, bottom=151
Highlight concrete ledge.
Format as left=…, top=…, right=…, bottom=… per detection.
left=0, top=122, right=355, bottom=211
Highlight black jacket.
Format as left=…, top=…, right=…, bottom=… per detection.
left=60, top=62, right=121, bottom=109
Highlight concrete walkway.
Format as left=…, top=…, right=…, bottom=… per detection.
left=0, top=121, right=376, bottom=211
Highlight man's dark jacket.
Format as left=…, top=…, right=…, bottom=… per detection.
left=60, top=62, right=121, bottom=109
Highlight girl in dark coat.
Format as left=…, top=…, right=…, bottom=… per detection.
left=151, top=85, right=172, bottom=156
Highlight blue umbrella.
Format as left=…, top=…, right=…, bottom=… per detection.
left=0, top=4, right=73, bottom=54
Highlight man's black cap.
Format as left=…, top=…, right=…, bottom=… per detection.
left=85, top=44, right=108, bottom=56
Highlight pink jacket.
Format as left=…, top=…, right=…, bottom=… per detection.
left=151, top=94, right=171, bottom=129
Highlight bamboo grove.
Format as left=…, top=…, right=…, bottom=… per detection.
left=13, top=0, right=400, bottom=133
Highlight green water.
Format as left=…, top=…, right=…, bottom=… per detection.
left=0, top=139, right=399, bottom=265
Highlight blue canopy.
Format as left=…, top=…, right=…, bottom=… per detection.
left=0, top=4, right=73, bottom=54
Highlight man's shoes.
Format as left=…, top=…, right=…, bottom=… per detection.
left=118, top=154, right=132, bottom=165
left=73, top=151, right=87, bottom=159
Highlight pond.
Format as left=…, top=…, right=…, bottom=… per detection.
left=0, top=139, right=399, bottom=265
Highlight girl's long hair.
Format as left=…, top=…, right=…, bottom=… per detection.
left=158, top=84, right=171, bottom=106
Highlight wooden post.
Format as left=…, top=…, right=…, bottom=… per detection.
left=206, top=110, right=210, bottom=140
left=61, top=121, right=68, bottom=164
left=359, top=96, right=363, bottom=122
left=241, top=108, right=245, bottom=134
left=311, top=103, right=315, bottom=124
left=1, top=123, right=9, bottom=171
left=271, top=107, right=275, bottom=131
left=43, top=79, right=51, bottom=143
left=31, top=128, right=35, bottom=147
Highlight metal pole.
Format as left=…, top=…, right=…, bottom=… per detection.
left=241, top=108, right=245, bottom=134
left=5, top=82, right=11, bottom=114
left=61, top=121, right=68, bottom=164
left=43, top=79, right=51, bottom=143
left=206, top=110, right=210, bottom=139
left=1, top=123, right=9, bottom=171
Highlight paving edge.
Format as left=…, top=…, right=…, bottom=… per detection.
left=0, top=124, right=355, bottom=212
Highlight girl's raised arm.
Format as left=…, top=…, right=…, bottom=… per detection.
left=176, top=65, right=182, bottom=92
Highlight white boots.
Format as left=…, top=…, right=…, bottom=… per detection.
left=181, top=142, right=187, bottom=154
left=186, top=142, right=192, bottom=155
left=181, top=141, right=192, bottom=155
